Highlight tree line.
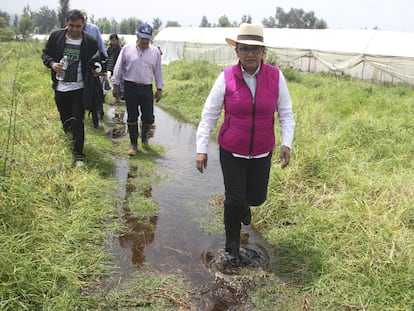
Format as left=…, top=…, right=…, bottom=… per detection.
left=0, top=2, right=327, bottom=42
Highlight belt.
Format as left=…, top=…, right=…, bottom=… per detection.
left=124, top=80, right=151, bottom=87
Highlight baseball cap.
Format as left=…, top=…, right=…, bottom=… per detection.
left=137, top=23, right=153, bottom=39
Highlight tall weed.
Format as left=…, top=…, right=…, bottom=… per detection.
left=0, top=41, right=116, bottom=310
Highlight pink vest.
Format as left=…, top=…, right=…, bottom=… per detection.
left=218, top=61, right=280, bottom=156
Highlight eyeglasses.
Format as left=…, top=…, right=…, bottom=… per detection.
left=237, top=46, right=263, bottom=56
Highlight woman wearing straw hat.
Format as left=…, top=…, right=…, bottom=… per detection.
left=195, top=23, right=295, bottom=267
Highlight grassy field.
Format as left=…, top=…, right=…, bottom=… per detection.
left=1, top=41, right=413, bottom=310
left=0, top=42, right=187, bottom=310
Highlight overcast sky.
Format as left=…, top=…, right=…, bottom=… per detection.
left=3, top=0, right=414, bottom=32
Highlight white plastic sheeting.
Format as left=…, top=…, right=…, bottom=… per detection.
left=154, top=27, right=414, bottom=85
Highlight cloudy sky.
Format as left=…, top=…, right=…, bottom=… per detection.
left=3, top=0, right=414, bottom=32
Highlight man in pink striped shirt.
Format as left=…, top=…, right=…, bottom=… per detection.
left=112, top=23, right=164, bottom=155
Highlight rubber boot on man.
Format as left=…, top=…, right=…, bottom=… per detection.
left=141, top=123, right=150, bottom=148
left=127, top=121, right=139, bottom=156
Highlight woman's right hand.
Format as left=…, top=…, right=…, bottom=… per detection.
left=196, top=153, right=208, bottom=174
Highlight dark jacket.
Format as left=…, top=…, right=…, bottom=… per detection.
left=106, top=44, right=122, bottom=72
left=84, top=51, right=105, bottom=127
left=42, top=28, right=99, bottom=90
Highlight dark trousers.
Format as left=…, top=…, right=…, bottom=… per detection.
left=219, top=147, right=273, bottom=253
left=54, top=89, right=85, bottom=160
left=219, top=147, right=273, bottom=206
left=124, top=81, right=154, bottom=125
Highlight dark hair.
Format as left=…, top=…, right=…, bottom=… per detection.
left=66, top=9, right=85, bottom=22
left=109, top=34, right=119, bottom=40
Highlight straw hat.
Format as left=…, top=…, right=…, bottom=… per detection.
left=225, top=23, right=268, bottom=47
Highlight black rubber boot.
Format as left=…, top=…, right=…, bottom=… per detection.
left=241, top=204, right=251, bottom=226
left=141, top=123, right=152, bottom=147
left=127, top=122, right=139, bottom=145
left=127, top=122, right=139, bottom=155
left=224, top=203, right=241, bottom=267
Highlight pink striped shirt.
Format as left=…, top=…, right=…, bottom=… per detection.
left=112, top=42, right=164, bottom=89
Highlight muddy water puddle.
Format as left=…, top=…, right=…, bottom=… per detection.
left=106, top=104, right=276, bottom=310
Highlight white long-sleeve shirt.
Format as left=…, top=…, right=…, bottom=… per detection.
left=196, top=66, right=295, bottom=155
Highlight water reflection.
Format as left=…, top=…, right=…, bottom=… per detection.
left=118, top=215, right=158, bottom=268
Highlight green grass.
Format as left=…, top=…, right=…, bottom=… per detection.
left=1, top=41, right=413, bottom=310
left=158, top=60, right=221, bottom=124
left=161, top=60, right=414, bottom=310
left=96, top=271, right=192, bottom=310
left=0, top=41, right=118, bottom=310
left=0, top=41, right=187, bottom=310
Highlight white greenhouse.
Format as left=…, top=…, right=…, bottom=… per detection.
left=154, top=27, right=414, bottom=85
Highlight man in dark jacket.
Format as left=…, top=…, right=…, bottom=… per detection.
left=42, top=9, right=101, bottom=167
